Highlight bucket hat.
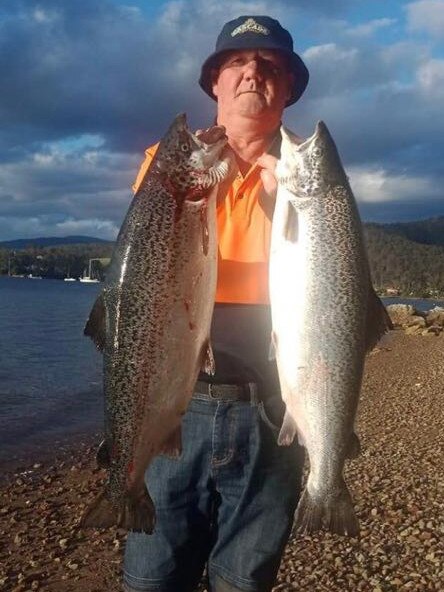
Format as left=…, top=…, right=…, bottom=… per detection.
left=199, top=15, right=309, bottom=106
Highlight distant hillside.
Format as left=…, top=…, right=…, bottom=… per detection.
left=364, top=224, right=444, bottom=297
left=0, top=235, right=112, bottom=249
left=377, top=216, right=444, bottom=247
left=1, top=221, right=444, bottom=296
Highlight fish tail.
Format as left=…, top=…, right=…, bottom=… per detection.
left=80, top=490, right=118, bottom=529
left=294, top=485, right=359, bottom=537
left=80, top=487, right=156, bottom=533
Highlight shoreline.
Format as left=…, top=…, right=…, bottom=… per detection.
left=382, top=295, right=444, bottom=302
left=0, top=430, right=102, bottom=484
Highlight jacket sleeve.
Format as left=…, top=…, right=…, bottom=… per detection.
left=132, top=142, right=160, bottom=193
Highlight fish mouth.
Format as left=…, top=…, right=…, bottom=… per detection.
left=290, top=120, right=328, bottom=152
left=188, top=126, right=233, bottom=192
left=192, top=126, right=228, bottom=167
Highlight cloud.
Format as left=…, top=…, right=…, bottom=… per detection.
left=348, top=166, right=443, bottom=203
left=0, top=141, right=138, bottom=240
left=348, top=18, right=397, bottom=37
left=0, top=0, right=444, bottom=239
left=55, top=218, right=119, bottom=238
left=417, top=58, right=444, bottom=97
left=406, top=0, right=444, bottom=37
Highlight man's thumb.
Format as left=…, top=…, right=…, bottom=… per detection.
left=260, top=168, right=278, bottom=199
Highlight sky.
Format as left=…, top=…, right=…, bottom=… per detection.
left=1, top=0, right=444, bottom=240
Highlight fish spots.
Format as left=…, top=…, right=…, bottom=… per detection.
left=184, top=299, right=196, bottom=331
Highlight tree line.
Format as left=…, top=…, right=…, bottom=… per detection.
left=364, top=225, right=444, bottom=298
left=0, top=243, right=113, bottom=281
left=1, top=227, right=444, bottom=297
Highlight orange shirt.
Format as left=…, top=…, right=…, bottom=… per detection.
left=132, top=143, right=276, bottom=305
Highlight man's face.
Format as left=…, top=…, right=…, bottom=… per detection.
left=211, top=49, right=293, bottom=121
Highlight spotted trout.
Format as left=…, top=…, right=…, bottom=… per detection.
left=269, top=121, right=392, bottom=536
left=81, top=113, right=232, bottom=532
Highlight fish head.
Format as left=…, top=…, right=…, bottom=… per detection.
left=154, top=114, right=232, bottom=198
left=276, top=121, right=348, bottom=202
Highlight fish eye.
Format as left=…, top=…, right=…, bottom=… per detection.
left=181, top=143, right=190, bottom=152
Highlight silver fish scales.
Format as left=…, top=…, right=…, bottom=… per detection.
left=270, top=121, right=392, bottom=536
left=81, top=114, right=232, bottom=532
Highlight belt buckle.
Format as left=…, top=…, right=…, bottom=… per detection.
left=208, top=383, right=218, bottom=400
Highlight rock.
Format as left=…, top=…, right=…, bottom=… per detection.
left=386, top=304, right=420, bottom=327
left=425, top=307, right=444, bottom=327
left=58, top=538, right=68, bottom=550
left=67, top=562, right=79, bottom=570
left=426, top=312, right=444, bottom=327
left=406, top=325, right=423, bottom=335
left=407, top=316, right=426, bottom=328
left=421, top=326, right=441, bottom=336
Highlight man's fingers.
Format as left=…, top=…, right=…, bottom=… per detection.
left=256, top=153, right=277, bottom=171
left=257, top=154, right=278, bottom=199
left=260, top=169, right=278, bottom=199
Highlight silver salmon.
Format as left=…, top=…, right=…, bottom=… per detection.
left=81, top=113, right=232, bottom=532
left=269, top=121, right=392, bottom=536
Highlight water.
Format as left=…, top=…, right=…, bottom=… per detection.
left=0, top=277, right=442, bottom=469
left=0, top=277, right=103, bottom=467
left=381, top=296, right=444, bottom=312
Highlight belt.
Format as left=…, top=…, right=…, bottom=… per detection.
left=194, top=380, right=258, bottom=402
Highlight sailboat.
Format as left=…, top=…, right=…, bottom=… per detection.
left=79, top=259, right=100, bottom=283
left=64, top=267, right=77, bottom=282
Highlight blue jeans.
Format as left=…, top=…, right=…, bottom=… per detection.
left=123, top=393, right=303, bottom=592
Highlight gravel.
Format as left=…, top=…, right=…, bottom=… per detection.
left=0, top=330, right=442, bottom=591
left=273, top=331, right=444, bottom=591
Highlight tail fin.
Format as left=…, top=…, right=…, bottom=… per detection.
left=294, top=484, right=359, bottom=537
left=80, top=487, right=156, bottom=533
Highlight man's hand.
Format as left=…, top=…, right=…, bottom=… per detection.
left=256, top=153, right=278, bottom=200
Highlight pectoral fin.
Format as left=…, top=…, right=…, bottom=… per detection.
left=84, top=293, right=106, bottom=351
left=201, top=340, right=216, bottom=375
left=365, top=284, right=393, bottom=352
left=278, top=410, right=298, bottom=446
left=96, top=439, right=111, bottom=468
left=158, top=425, right=182, bottom=458
left=346, top=432, right=361, bottom=459
left=268, top=331, right=277, bottom=361
left=284, top=201, right=299, bottom=243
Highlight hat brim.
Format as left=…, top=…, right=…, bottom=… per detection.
left=199, top=47, right=309, bottom=107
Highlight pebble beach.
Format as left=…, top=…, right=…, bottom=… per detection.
left=1, top=330, right=443, bottom=592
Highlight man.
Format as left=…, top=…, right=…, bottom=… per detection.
left=124, top=15, right=309, bottom=592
